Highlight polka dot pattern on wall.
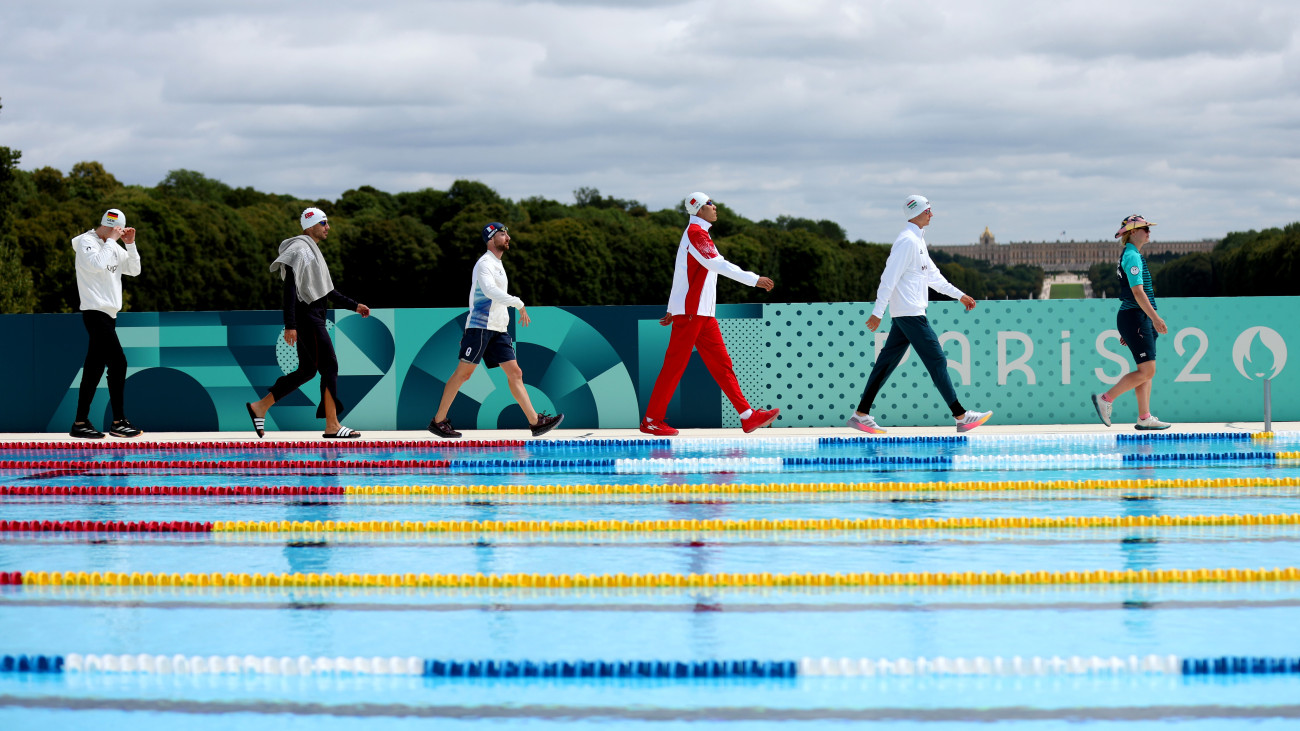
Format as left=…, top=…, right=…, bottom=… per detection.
left=718, top=317, right=766, bottom=428
left=734, top=304, right=880, bottom=426
left=275, top=320, right=334, bottom=376
left=721, top=298, right=1261, bottom=427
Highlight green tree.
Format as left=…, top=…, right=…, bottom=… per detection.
left=338, top=214, right=440, bottom=308
left=1154, top=252, right=1215, bottom=296
left=511, top=218, right=615, bottom=305
left=0, top=98, right=38, bottom=312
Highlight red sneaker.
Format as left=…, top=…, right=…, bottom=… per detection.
left=639, top=418, right=679, bottom=437
left=741, top=408, right=779, bottom=433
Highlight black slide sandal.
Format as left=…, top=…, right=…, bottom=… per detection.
left=246, top=403, right=265, bottom=438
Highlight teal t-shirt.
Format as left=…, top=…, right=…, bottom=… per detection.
left=1117, top=243, right=1156, bottom=312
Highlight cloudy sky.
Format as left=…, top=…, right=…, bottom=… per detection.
left=2, top=0, right=1297, bottom=243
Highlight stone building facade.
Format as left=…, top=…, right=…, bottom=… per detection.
left=930, top=233, right=1219, bottom=272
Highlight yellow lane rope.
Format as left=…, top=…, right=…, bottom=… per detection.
left=210, top=513, right=1300, bottom=534
left=340, top=476, right=1300, bottom=496
left=19, top=567, right=1300, bottom=589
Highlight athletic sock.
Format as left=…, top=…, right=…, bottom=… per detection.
left=1101, top=394, right=1114, bottom=403
left=1139, top=413, right=1152, bottom=420
left=739, top=409, right=753, bottom=420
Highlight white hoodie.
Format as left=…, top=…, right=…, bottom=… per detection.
left=73, top=230, right=141, bottom=317
left=871, top=222, right=964, bottom=319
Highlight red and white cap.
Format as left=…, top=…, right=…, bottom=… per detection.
left=101, top=209, right=125, bottom=228
left=300, top=207, right=327, bottom=229
left=685, top=192, right=711, bottom=216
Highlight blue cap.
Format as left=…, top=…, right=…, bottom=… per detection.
left=481, top=222, right=508, bottom=243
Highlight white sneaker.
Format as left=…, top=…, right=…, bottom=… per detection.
left=1091, top=394, right=1113, bottom=427
left=1135, top=415, right=1172, bottom=431
left=847, top=413, right=887, bottom=434
left=955, top=410, right=993, bottom=433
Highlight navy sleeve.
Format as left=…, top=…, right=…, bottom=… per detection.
left=329, top=289, right=360, bottom=313
left=282, top=267, right=297, bottom=330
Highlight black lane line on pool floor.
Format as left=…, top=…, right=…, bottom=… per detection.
left=1, top=696, right=1299, bottom=721
left=4, top=598, right=1300, bottom=612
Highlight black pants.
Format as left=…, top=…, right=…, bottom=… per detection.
left=857, top=315, right=965, bottom=418
left=268, top=300, right=343, bottom=419
left=76, top=310, right=126, bottom=423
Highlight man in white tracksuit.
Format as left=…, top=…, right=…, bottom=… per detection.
left=427, top=222, right=564, bottom=438
left=848, top=195, right=993, bottom=434
left=69, top=208, right=143, bottom=438
left=640, top=192, right=779, bottom=436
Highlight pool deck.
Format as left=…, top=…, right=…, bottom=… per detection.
left=2, top=421, right=1296, bottom=444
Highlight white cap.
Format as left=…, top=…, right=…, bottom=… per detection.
left=904, top=195, right=931, bottom=220
left=684, top=192, right=711, bottom=216
left=300, top=207, right=327, bottom=229
left=101, top=209, right=125, bottom=228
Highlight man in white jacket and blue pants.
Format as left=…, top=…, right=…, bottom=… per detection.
left=849, top=195, right=992, bottom=434
left=70, top=208, right=143, bottom=438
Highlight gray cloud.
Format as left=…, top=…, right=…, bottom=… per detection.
left=1, top=0, right=1297, bottom=245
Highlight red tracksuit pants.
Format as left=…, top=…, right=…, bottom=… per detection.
left=645, top=315, right=749, bottom=421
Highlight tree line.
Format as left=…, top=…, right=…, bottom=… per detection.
left=0, top=100, right=1046, bottom=315
left=1087, top=224, right=1300, bottom=299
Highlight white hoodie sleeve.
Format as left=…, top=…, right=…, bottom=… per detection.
left=121, top=243, right=142, bottom=277
left=687, top=246, right=761, bottom=287
left=476, top=265, right=525, bottom=310
left=927, top=265, right=964, bottom=300
left=76, top=235, right=126, bottom=273
left=871, top=238, right=914, bottom=319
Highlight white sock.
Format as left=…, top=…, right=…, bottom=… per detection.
left=739, top=409, right=753, bottom=420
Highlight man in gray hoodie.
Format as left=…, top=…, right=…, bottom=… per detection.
left=245, top=208, right=370, bottom=438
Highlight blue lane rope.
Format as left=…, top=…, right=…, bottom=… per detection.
left=5, top=653, right=1300, bottom=678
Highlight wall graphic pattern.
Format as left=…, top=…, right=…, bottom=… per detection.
left=4, top=298, right=1294, bottom=432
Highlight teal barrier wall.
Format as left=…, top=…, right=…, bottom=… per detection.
left=3, top=298, right=1294, bottom=432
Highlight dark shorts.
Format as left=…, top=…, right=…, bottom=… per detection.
left=459, top=328, right=516, bottom=368
left=1117, top=308, right=1158, bottom=364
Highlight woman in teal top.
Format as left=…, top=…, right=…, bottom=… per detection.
left=1091, top=215, right=1172, bottom=430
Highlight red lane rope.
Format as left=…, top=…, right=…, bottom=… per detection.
left=0, top=572, right=22, bottom=584
left=0, top=460, right=452, bottom=471
left=0, top=485, right=347, bottom=496
left=0, top=520, right=212, bottom=533
left=0, top=440, right=526, bottom=452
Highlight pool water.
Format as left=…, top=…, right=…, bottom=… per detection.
left=2, top=431, right=1300, bottom=728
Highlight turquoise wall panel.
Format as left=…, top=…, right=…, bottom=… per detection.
left=2, top=298, right=1294, bottom=432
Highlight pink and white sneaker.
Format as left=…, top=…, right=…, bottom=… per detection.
left=956, top=410, right=993, bottom=433
left=847, top=413, right=887, bottom=434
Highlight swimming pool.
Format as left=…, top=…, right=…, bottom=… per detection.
left=2, top=430, right=1299, bottom=727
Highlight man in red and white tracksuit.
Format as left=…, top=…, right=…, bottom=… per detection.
left=640, top=192, right=780, bottom=436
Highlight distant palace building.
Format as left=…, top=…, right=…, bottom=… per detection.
left=929, top=229, right=1220, bottom=272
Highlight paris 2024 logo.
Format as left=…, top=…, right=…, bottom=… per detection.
left=1232, top=326, right=1287, bottom=381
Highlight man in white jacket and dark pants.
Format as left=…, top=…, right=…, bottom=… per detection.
left=848, top=195, right=992, bottom=434
left=427, top=222, right=563, bottom=439
left=70, top=208, right=143, bottom=438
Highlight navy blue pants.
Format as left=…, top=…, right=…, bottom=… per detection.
left=857, top=315, right=965, bottom=418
